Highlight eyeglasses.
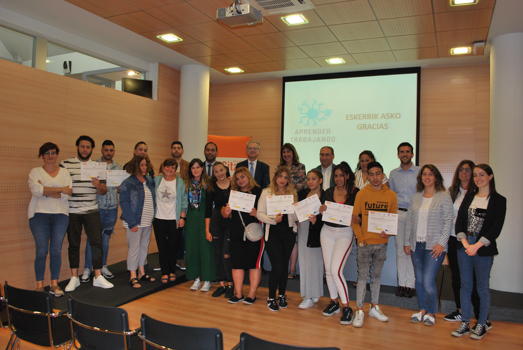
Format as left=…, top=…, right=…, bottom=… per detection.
left=44, top=151, right=57, bottom=156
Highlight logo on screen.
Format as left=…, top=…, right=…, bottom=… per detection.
left=298, top=99, right=332, bottom=126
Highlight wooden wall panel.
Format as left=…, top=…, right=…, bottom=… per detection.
left=0, top=60, right=180, bottom=289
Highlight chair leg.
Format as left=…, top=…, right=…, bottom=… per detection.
left=4, top=333, right=15, bottom=350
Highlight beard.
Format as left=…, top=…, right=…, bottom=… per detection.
left=77, top=150, right=93, bottom=161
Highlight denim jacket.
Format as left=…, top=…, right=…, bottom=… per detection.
left=97, top=158, right=121, bottom=210
left=119, top=175, right=156, bottom=228
left=154, top=175, right=188, bottom=221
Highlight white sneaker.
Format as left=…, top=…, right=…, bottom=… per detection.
left=80, top=268, right=91, bottom=283
left=353, top=309, right=365, bottom=328
left=93, top=275, right=114, bottom=289
left=423, top=314, right=436, bottom=326
left=369, top=305, right=389, bottom=322
left=312, top=297, right=320, bottom=303
left=298, top=298, right=314, bottom=309
left=65, top=276, right=80, bottom=292
left=200, top=281, right=211, bottom=292
left=101, top=266, right=114, bottom=279
left=190, top=278, right=201, bottom=291
left=411, top=311, right=424, bottom=323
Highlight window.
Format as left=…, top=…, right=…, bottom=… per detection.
left=0, top=25, right=34, bottom=67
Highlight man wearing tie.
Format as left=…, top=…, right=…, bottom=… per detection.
left=236, top=141, right=270, bottom=189
left=203, top=142, right=218, bottom=177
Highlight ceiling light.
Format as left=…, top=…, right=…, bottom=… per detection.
left=224, top=67, right=244, bottom=74
left=450, top=46, right=472, bottom=55
left=127, top=70, right=137, bottom=76
left=45, top=59, right=51, bottom=63
left=281, top=14, right=308, bottom=26
left=325, top=57, right=346, bottom=65
left=156, top=33, right=183, bottom=43
left=450, top=0, right=478, bottom=6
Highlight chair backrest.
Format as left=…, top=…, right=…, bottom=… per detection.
left=238, top=333, right=340, bottom=350
left=68, top=297, right=134, bottom=350
left=140, top=313, right=223, bottom=350
left=3, top=282, right=70, bottom=347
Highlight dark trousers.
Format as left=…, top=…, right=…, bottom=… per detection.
left=67, top=211, right=102, bottom=269
left=176, top=227, right=185, bottom=260
left=211, top=211, right=232, bottom=282
left=153, top=219, right=181, bottom=275
left=266, top=225, right=295, bottom=299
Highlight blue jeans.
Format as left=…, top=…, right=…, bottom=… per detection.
left=84, top=208, right=117, bottom=269
left=29, top=213, right=69, bottom=281
left=411, top=242, right=446, bottom=314
left=458, top=235, right=493, bottom=324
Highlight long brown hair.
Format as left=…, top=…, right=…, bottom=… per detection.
left=231, top=166, right=258, bottom=192
left=279, top=143, right=300, bottom=166
left=472, top=163, right=497, bottom=197
left=417, top=164, right=445, bottom=192
left=448, top=160, right=475, bottom=201
left=269, top=166, right=297, bottom=200
left=208, top=162, right=230, bottom=192
left=125, top=155, right=153, bottom=177
left=186, top=158, right=209, bottom=190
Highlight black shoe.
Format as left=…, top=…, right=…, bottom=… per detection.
left=485, top=320, right=493, bottom=331
left=451, top=322, right=471, bottom=337
left=278, top=295, right=288, bottom=309
left=406, top=288, right=415, bottom=298
left=228, top=295, right=244, bottom=304
left=395, top=286, right=404, bottom=297
left=340, top=307, right=353, bottom=325
left=470, top=323, right=487, bottom=340
left=322, top=301, right=340, bottom=316
left=243, top=297, right=256, bottom=305
left=444, top=310, right=463, bottom=322
left=212, top=286, right=226, bottom=298
left=267, top=298, right=279, bottom=312
left=224, top=285, right=234, bottom=299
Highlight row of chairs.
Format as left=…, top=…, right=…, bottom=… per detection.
left=1, top=282, right=339, bottom=350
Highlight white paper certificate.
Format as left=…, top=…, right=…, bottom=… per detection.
left=80, top=161, right=107, bottom=180
left=367, top=211, right=398, bottom=235
left=322, top=201, right=353, bottom=226
left=106, top=170, right=130, bottom=187
left=266, top=195, right=294, bottom=216
left=229, top=190, right=256, bottom=213
left=293, top=194, right=321, bottom=222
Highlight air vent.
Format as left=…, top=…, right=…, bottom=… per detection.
left=248, top=0, right=315, bottom=15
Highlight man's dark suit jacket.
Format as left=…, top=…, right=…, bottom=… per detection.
left=315, top=164, right=336, bottom=189
left=236, top=159, right=270, bottom=189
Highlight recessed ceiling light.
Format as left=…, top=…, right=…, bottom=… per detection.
left=224, top=67, right=244, bottom=74
left=450, top=46, right=472, bottom=55
left=325, top=57, right=346, bottom=65
left=127, top=70, right=137, bottom=76
left=450, top=0, right=478, bottom=6
left=281, top=14, right=309, bottom=26
left=156, top=33, right=183, bottom=43
left=45, top=59, right=51, bottom=63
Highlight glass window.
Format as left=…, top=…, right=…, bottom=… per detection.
left=0, top=25, right=34, bottom=67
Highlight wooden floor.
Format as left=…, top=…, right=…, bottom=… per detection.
left=1, top=281, right=522, bottom=350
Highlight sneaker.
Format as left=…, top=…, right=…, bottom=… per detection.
left=80, top=268, right=91, bottom=283
left=485, top=321, right=493, bottom=331
left=451, top=322, right=471, bottom=337
left=410, top=311, right=424, bottom=323
left=101, top=266, right=114, bottom=279
left=369, top=305, right=389, bottom=322
left=212, top=286, right=226, bottom=298
left=243, top=297, right=256, bottom=305
left=322, top=301, right=340, bottom=316
left=312, top=297, right=320, bottom=303
left=470, top=323, right=487, bottom=340
left=299, top=298, right=314, bottom=309
left=278, top=295, right=288, bottom=309
left=93, top=275, right=114, bottom=289
left=340, top=307, right=353, bottom=325
left=228, top=295, right=244, bottom=304
left=200, top=281, right=211, bottom=292
left=423, top=314, right=436, bottom=326
left=353, top=309, right=364, bottom=328
left=49, top=285, right=64, bottom=297
left=65, top=276, right=80, bottom=292
left=190, top=278, right=201, bottom=291
left=267, top=298, right=279, bottom=312
left=444, top=310, right=463, bottom=322
left=225, top=285, right=234, bottom=299
left=176, top=260, right=187, bottom=271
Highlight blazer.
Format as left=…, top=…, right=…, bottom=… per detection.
left=257, top=187, right=297, bottom=241
left=455, top=191, right=506, bottom=256
left=314, top=164, right=336, bottom=188
left=401, top=191, right=454, bottom=252
left=154, top=175, right=188, bottom=221
left=236, top=159, right=270, bottom=189
left=297, top=188, right=325, bottom=248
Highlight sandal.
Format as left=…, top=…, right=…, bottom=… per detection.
left=129, top=278, right=142, bottom=289
left=139, top=274, right=156, bottom=283
left=161, top=275, right=169, bottom=284
left=169, top=273, right=177, bottom=282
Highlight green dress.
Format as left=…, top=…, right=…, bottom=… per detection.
left=185, top=188, right=215, bottom=281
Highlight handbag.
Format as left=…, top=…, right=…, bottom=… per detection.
left=238, top=211, right=263, bottom=242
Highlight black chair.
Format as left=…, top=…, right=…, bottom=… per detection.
left=3, top=282, right=71, bottom=349
left=67, top=297, right=138, bottom=350
left=139, top=313, right=223, bottom=350
left=235, top=332, right=340, bottom=350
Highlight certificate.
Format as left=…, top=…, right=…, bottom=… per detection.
left=229, top=190, right=256, bottom=213
left=80, top=161, right=107, bottom=180
left=322, top=201, right=353, bottom=226
left=293, top=194, right=321, bottom=222
left=266, top=195, right=294, bottom=216
left=106, top=170, right=130, bottom=187
left=367, top=211, right=398, bottom=235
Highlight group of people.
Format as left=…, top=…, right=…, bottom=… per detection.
left=28, top=137, right=506, bottom=341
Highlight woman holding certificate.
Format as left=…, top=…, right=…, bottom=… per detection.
left=222, top=167, right=262, bottom=304
left=257, top=166, right=298, bottom=311
left=319, top=162, right=359, bottom=324
left=402, top=164, right=453, bottom=326
left=451, top=164, right=506, bottom=340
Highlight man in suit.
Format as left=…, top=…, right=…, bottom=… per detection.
left=315, top=146, right=336, bottom=190
left=236, top=141, right=270, bottom=189
left=203, top=141, right=218, bottom=177
left=170, top=141, right=189, bottom=182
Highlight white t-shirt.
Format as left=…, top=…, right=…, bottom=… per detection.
left=155, top=178, right=177, bottom=220
left=451, top=187, right=467, bottom=237
left=416, top=196, right=433, bottom=242
left=28, top=167, right=72, bottom=219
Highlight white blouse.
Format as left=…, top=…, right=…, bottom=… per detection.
left=28, top=167, right=72, bottom=219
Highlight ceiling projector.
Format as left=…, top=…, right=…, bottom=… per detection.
left=217, top=1, right=263, bottom=27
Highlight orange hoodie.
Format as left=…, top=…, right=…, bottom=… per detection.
left=353, top=184, right=398, bottom=245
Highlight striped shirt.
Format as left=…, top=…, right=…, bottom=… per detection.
left=60, top=157, right=98, bottom=214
